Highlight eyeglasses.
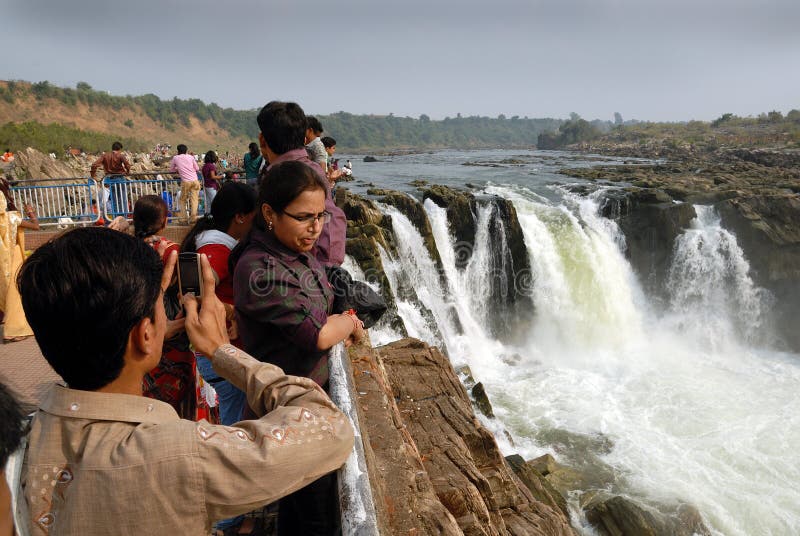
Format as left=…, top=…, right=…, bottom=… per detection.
left=282, top=210, right=332, bottom=225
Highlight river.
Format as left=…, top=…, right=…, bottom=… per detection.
left=338, top=149, right=800, bottom=535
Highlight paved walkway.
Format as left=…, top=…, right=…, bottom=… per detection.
left=0, top=327, right=61, bottom=413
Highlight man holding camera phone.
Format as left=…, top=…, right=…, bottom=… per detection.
left=16, top=227, right=353, bottom=535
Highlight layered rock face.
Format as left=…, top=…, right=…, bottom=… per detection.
left=348, top=337, right=574, bottom=535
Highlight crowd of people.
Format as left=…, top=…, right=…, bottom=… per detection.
left=1, top=101, right=365, bottom=536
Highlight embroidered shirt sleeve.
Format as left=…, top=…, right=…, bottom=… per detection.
left=199, top=344, right=354, bottom=520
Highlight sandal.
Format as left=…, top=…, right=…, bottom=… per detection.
left=4, top=336, right=30, bottom=343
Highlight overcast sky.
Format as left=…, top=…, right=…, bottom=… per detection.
left=2, top=0, right=798, bottom=122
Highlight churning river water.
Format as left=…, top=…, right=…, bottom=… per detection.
left=339, top=149, right=800, bottom=535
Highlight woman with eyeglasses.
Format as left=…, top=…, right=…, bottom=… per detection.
left=230, top=160, right=363, bottom=536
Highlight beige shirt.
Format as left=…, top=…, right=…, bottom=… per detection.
left=21, top=344, right=354, bottom=535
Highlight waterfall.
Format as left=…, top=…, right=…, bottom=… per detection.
left=371, top=184, right=800, bottom=536
left=666, top=205, right=774, bottom=349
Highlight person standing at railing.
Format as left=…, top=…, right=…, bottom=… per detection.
left=243, top=142, right=263, bottom=190
left=0, top=176, right=40, bottom=343
left=90, top=141, right=131, bottom=219
left=201, top=150, right=224, bottom=215
left=170, top=144, right=201, bottom=224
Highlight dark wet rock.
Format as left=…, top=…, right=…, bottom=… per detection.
left=365, top=188, right=394, bottom=197
left=422, top=185, right=477, bottom=263
left=505, top=455, right=570, bottom=522
left=585, top=494, right=712, bottom=536
left=409, top=179, right=428, bottom=187
left=470, top=382, right=495, bottom=418
left=485, top=197, right=536, bottom=340
left=336, top=189, right=406, bottom=336
left=363, top=155, right=379, bottom=162
left=717, top=194, right=800, bottom=350
left=372, top=189, right=444, bottom=276
left=600, top=189, right=697, bottom=298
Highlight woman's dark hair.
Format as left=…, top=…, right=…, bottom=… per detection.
left=18, top=227, right=162, bottom=391
left=321, top=136, right=336, bottom=148
left=248, top=142, right=259, bottom=157
left=259, top=161, right=328, bottom=216
left=181, top=182, right=256, bottom=253
left=204, top=150, right=218, bottom=164
left=133, top=195, right=168, bottom=238
left=0, top=382, right=24, bottom=467
left=229, top=161, right=327, bottom=271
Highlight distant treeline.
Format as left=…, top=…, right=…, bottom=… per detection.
left=0, top=80, right=599, bottom=150
left=0, top=121, right=147, bottom=155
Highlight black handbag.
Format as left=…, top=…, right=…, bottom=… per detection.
left=325, top=265, right=387, bottom=329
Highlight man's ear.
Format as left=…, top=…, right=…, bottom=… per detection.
left=129, top=316, right=155, bottom=359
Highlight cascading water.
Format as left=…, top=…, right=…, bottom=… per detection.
left=375, top=185, right=800, bottom=535
left=666, top=205, right=775, bottom=349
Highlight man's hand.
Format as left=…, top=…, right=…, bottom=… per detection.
left=183, top=253, right=229, bottom=357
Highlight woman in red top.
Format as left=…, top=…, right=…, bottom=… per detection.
left=181, top=182, right=257, bottom=425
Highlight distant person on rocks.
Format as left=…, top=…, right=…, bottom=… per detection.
left=0, top=150, right=13, bottom=163
left=305, top=116, right=328, bottom=171
left=170, top=144, right=201, bottom=223
left=201, top=150, right=224, bottom=214
left=16, top=226, right=354, bottom=536
left=256, top=101, right=346, bottom=267
left=243, top=142, right=263, bottom=189
left=90, top=141, right=131, bottom=217
left=321, top=136, right=343, bottom=188
left=1, top=382, right=24, bottom=536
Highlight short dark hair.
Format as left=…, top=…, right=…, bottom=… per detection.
left=0, top=382, right=24, bottom=468
left=321, top=136, right=336, bottom=148
left=204, top=150, right=218, bottom=164
left=18, top=227, right=162, bottom=391
left=306, top=116, right=323, bottom=135
left=112, top=141, right=123, bottom=151
left=133, top=195, right=168, bottom=238
left=177, top=144, right=188, bottom=155
left=256, top=101, right=306, bottom=155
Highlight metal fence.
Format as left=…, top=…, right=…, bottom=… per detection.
left=9, top=177, right=98, bottom=227
left=8, top=173, right=206, bottom=227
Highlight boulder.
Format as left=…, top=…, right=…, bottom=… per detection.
left=363, top=156, right=379, bottom=162
left=13, top=147, right=78, bottom=180
left=471, top=382, right=495, bottom=418
left=585, top=495, right=711, bottom=536
left=504, top=455, right=570, bottom=521
left=358, top=338, right=575, bottom=535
